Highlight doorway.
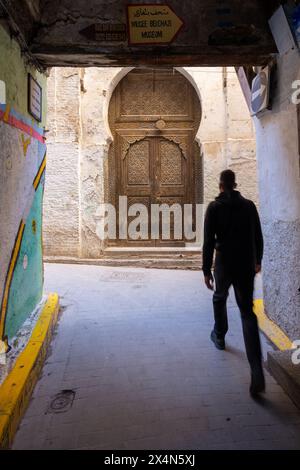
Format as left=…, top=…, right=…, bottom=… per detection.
left=107, top=68, right=202, bottom=247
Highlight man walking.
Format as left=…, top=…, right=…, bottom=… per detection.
left=202, top=169, right=265, bottom=396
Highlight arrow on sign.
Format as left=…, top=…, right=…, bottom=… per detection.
left=127, top=4, right=184, bottom=45
left=251, top=70, right=269, bottom=115
left=252, top=83, right=266, bottom=102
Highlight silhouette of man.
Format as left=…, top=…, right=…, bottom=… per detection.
left=202, top=169, right=265, bottom=396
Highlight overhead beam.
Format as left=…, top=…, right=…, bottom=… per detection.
left=1, top=0, right=278, bottom=68
left=0, top=0, right=40, bottom=41
left=30, top=44, right=276, bottom=68
left=23, top=0, right=40, bottom=22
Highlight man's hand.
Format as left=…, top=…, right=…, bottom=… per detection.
left=255, top=264, right=262, bottom=274
left=204, top=273, right=214, bottom=290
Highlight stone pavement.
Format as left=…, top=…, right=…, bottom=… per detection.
left=13, top=264, right=300, bottom=450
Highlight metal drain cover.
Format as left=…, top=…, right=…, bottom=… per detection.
left=47, top=389, right=75, bottom=414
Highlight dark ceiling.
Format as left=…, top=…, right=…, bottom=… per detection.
left=0, top=0, right=280, bottom=68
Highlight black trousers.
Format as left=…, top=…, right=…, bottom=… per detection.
left=213, top=254, right=262, bottom=371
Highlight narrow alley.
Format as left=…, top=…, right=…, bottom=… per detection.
left=1, top=0, right=300, bottom=457
left=12, top=264, right=300, bottom=450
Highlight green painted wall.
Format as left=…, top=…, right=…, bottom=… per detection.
left=5, top=183, right=44, bottom=339
left=0, top=23, right=47, bottom=345
left=0, top=24, right=47, bottom=125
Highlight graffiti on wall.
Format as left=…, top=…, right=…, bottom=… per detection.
left=0, top=103, right=46, bottom=349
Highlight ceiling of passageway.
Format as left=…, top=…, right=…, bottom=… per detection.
left=0, top=0, right=279, bottom=68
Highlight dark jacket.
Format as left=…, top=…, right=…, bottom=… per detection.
left=202, top=191, right=264, bottom=276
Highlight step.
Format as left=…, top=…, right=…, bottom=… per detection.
left=44, top=255, right=202, bottom=270
left=268, top=349, right=300, bottom=410
left=103, top=247, right=202, bottom=259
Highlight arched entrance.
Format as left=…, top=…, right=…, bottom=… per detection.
left=107, top=68, right=202, bottom=246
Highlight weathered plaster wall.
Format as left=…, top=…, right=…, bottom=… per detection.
left=79, top=68, right=123, bottom=258
left=254, top=50, right=300, bottom=339
left=0, top=24, right=47, bottom=346
left=184, top=67, right=257, bottom=204
left=43, top=66, right=257, bottom=258
left=43, top=68, right=80, bottom=257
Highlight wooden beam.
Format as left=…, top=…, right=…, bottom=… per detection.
left=23, top=0, right=40, bottom=22
left=0, top=0, right=44, bottom=70
left=30, top=44, right=276, bottom=68
left=0, top=0, right=39, bottom=40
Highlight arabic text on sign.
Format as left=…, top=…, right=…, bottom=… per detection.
left=127, top=5, right=183, bottom=45
left=133, top=8, right=169, bottom=18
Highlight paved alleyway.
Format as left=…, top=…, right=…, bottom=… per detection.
left=13, top=264, right=300, bottom=450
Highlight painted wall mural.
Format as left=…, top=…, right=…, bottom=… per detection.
left=0, top=103, right=46, bottom=349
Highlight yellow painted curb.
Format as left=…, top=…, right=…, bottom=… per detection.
left=0, top=293, right=59, bottom=449
left=253, top=299, right=293, bottom=351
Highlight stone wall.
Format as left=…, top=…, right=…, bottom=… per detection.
left=43, top=66, right=257, bottom=257
left=43, top=68, right=80, bottom=257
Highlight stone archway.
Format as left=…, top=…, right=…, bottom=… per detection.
left=105, top=67, right=202, bottom=247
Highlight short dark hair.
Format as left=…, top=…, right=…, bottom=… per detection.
left=220, top=169, right=237, bottom=191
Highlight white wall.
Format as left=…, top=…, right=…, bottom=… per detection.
left=254, top=49, right=300, bottom=339
left=185, top=67, right=257, bottom=204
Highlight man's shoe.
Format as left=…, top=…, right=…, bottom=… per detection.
left=210, top=330, right=225, bottom=350
left=250, top=368, right=265, bottom=397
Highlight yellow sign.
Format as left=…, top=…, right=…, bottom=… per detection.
left=127, top=4, right=184, bottom=45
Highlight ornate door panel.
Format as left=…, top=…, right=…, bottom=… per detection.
left=119, top=135, right=154, bottom=246
left=108, top=68, right=202, bottom=247
left=114, top=69, right=195, bottom=123
left=155, top=138, right=186, bottom=246
left=124, top=139, right=151, bottom=191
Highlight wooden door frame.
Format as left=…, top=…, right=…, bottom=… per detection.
left=107, top=68, right=202, bottom=247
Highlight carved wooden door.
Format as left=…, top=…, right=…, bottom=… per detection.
left=108, top=68, right=202, bottom=247
left=154, top=137, right=187, bottom=246
left=119, top=135, right=154, bottom=246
